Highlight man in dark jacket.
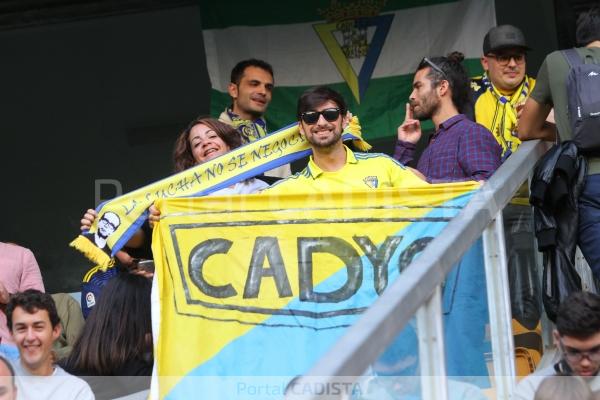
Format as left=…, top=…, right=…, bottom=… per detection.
left=519, top=6, right=600, bottom=278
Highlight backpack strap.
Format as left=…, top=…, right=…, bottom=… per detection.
left=562, top=48, right=583, bottom=68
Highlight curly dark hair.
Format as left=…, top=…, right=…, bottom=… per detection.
left=6, top=289, right=60, bottom=330
left=172, top=117, right=243, bottom=172
left=416, top=51, right=471, bottom=114
left=556, top=291, right=600, bottom=338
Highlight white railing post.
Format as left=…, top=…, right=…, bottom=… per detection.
left=416, top=285, right=448, bottom=400
left=483, top=212, right=516, bottom=398
left=287, top=141, right=550, bottom=400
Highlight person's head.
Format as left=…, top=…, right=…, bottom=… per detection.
left=0, top=356, right=16, bottom=400
left=410, top=51, right=470, bottom=120
left=97, top=212, right=120, bottom=239
left=63, top=272, right=152, bottom=375
left=481, top=25, right=529, bottom=92
left=576, top=6, right=600, bottom=47
left=534, top=375, right=592, bottom=400
left=228, top=59, right=274, bottom=121
left=173, top=117, right=243, bottom=172
left=6, top=290, right=61, bottom=375
left=554, top=292, right=600, bottom=377
left=296, top=86, right=347, bottom=149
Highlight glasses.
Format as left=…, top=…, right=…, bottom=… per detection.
left=486, top=53, right=525, bottom=66
left=300, top=108, right=341, bottom=124
left=422, top=57, right=448, bottom=80
left=560, top=340, right=600, bottom=363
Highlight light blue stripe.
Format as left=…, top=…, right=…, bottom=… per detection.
left=165, top=191, right=488, bottom=399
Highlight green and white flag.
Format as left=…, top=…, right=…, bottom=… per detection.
left=201, top=0, right=495, bottom=140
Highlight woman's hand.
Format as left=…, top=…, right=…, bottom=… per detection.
left=80, top=209, right=97, bottom=232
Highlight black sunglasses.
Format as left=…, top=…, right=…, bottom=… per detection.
left=300, top=108, right=341, bottom=124
left=486, top=53, right=525, bottom=66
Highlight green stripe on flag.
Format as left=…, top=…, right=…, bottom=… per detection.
left=200, top=0, right=458, bottom=30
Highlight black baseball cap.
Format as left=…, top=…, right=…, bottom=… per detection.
left=483, top=25, right=530, bottom=55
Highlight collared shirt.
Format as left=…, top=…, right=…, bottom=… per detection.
left=393, top=114, right=501, bottom=183
left=264, top=146, right=427, bottom=194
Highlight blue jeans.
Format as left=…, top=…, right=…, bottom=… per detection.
left=578, top=174, right=600, bottom=278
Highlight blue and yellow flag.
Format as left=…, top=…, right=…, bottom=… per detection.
left=152, top=182, right=481, bottom=399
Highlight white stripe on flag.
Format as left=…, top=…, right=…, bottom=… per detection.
left=203, top=0, right=495, bottom=92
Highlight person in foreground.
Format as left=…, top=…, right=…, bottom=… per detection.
left=61, top=272, right=152, bottom=399
left=7, top=289, right=94, bottom=400
left=513, top=291, right=600, bottom=399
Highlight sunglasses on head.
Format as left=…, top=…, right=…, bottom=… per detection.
left=422, top=57, right=448, bottom=80
left=300, top=108, right=341, bottom=124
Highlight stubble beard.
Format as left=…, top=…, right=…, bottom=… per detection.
left=307, top=127, right=342, bottom=149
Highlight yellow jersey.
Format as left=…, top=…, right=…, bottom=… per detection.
left=264, top=146, right=427, bottom=194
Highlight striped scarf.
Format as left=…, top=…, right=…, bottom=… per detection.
left=480, top=73, right=531, bottom=159
left=225, top=108, right=268, bottom=143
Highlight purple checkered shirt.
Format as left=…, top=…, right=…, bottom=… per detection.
left=393, top=114, right=501, bottom=183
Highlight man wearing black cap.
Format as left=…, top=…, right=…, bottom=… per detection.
left=472, top=25, right=543, bottom=378
left=471, top=25, right=535, bottom=160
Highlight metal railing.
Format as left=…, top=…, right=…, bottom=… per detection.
left=287, top=139, right=551, bottom=400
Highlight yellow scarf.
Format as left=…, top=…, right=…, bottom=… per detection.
left=473, top=74, right=535, bottom=158
left=71, top=118, right=369, bottom=267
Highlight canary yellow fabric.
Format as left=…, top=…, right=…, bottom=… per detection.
left=472, top=75, right=536, bottom=157
left=70, top=118, right=369, bottom=267
left=265, top=147, right=426, bottom=194
left=152, top=182, right=479, bottom=398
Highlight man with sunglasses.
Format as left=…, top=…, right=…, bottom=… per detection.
left=513, top=291, right=600, bottom=399
left=471, top=25, right=534, bottom=161
left=394, top=52, right=501, bottom=183
left=266, top=86, right=426, bottom=193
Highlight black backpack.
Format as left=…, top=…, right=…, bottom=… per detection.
left=563, top=48, right=600, bottom=154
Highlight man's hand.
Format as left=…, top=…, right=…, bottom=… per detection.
left=80, top=209, right=97, bottom=232
left=342, top=111, right=353, bottom=129
left=397, top=103, right=421, bottom=144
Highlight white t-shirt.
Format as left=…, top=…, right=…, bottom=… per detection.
left=210, top=178, right=269, bottom=195
left=14, top=363, right=95, bottom=400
